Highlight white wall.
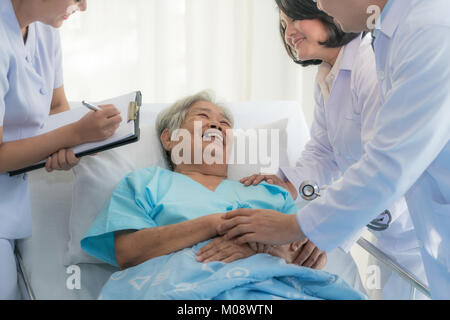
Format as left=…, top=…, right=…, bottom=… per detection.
left=60, top=0, right=316, bottom=127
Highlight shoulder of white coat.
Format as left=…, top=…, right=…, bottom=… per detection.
left=394, top=0, right=450, bottom=50
left=404, top=0, right=450, bottom=29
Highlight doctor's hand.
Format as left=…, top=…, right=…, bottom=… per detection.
left=73, top=104, right=122, bottom=144
left=218, top=209, right=305, bottom=246
left=196, top=236, right=255, bottom=263
left=240, top=174, right=298, bottom=200
left=45, top=149, right=80, bottom=173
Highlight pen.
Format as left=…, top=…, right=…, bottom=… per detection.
left=82, top=100, right=102, bottom=112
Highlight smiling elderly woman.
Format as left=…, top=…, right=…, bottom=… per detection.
left=81, top=91, right=304, bottom=268
left=76, top=91, right=363, bottom=301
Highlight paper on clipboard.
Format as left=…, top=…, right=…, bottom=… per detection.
left=9, top=91, right=141, bottom=176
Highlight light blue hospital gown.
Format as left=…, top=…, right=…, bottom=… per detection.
left=81, top=167, right=366, bottom=300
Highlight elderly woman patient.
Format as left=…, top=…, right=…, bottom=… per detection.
left=80, top=91, right=365, bottom=300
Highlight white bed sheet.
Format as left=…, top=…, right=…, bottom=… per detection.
left=16, top=100, right=365, bottom=300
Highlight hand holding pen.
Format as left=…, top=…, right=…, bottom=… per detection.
left=74, top=101, right=123, bottom=144
left=45, top=101, right=121, bottom=173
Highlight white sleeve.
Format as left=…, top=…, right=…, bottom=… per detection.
left=297, top=25, right=450, bottom=252
left=280, top=85, right=341, bottom=192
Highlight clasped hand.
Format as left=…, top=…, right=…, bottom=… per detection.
left=196, top=235, right=327, bottom=270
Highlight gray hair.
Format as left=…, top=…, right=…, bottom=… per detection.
left=156, top=90, right=234, bottom=169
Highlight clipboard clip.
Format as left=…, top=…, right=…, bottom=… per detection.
left=127, top=91, right=142, bottom=123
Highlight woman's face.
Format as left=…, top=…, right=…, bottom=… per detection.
left=280, top=11, right=330, bottom=62
left=38, top=0, right=87, bottom=28
left=164, top=101, right=234, bottom=167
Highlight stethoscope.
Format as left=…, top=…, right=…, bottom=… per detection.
left=299, top=181, right=392, bottom=231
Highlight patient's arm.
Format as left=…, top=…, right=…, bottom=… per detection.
left=114, top=213, right=224, bottom=269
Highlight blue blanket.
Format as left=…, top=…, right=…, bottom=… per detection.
left=99, top=241, right=366, bottom=300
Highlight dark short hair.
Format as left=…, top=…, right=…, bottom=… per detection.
left=276, top=0, right=360, bottom=67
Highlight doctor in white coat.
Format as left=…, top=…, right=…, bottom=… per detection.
left=221, top=0, right=450, bottom=300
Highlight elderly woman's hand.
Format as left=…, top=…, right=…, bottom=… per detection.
left=290, top=240, right=327, bottom=270
left=196, top=236, right=255, bottom=263
left=240, top=174, right=298, bottom=200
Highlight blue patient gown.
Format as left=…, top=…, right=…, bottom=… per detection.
left=81, top=167, right=365, bottom=300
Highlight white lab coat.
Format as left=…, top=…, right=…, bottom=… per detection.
left=280, top=34, right=427, bottom=298
left=294, top=0, right=450, bottom=299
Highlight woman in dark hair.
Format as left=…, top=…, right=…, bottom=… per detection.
left=276, top=0, right=359, bottom=66
left=231, top=0, right=428, bottom=300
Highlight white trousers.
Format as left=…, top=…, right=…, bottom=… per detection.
left=0, top=239, right=19, bottom=300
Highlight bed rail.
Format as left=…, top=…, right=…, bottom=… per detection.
left=356, top=237, right=431, bottom=299
left=14, top=246, right=36, bottom=301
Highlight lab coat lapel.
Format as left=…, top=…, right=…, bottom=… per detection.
left=325, top=36, right=361, bottom=148
left=325, top=70, right=351, bottom=147
left=373, top=0, right=409, bottom=102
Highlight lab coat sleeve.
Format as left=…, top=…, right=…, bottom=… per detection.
left=280, top=85, right=341, bottom=193
left=53, top=30, right=63, bottom=90
left=297, top=25, right=450, bottom=252
left=0, top=45, right=9, bottom=127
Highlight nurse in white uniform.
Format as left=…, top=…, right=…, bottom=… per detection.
left=0, top=0, right=122, bottom=299
left=237, top=0, right=427, bottom=299
left=221, top=0, right=450, bottom=300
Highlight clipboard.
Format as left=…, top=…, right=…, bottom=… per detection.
left=9, top=91, right=142, bottom=177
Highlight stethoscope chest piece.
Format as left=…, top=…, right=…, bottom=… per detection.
left=299, top=181, right=321, bottom=201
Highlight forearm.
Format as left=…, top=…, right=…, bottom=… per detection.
left=115, top=214, right=220, bottom=269
left=0, top=123, right=81, bottom=173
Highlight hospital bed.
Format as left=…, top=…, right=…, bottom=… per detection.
left=14, top=99, right=430, bottom=300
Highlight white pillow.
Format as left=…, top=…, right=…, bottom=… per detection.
left=227, top=118, right=289, bottom=181
left=65, top=124, right=167, bottom=265
left=65, top=119, right=289, bottom=265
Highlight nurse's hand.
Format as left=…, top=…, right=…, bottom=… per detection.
left=196, top=236, right=255, bottom=263
left=240, top=174, right=298, bottom=200
left=290, top=240, right=327, bottom=270
left=74, top=104, right=122, bottom=143
left=45, top=149, right=80, bottom=172
left=218, top=208, right=305, bottom=246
